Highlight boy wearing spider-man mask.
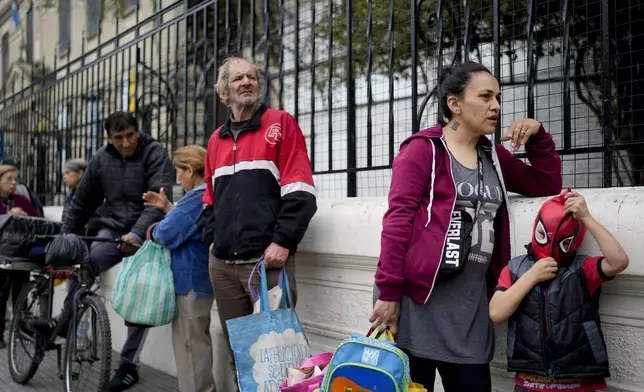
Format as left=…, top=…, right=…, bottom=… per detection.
left=489, top=189, right=629, bottom=392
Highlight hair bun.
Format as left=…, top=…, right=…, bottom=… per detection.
left=438, top=65, right=454, bottom=85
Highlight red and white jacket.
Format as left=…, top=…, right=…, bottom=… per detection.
left=200, top=104, right=317, bottom=260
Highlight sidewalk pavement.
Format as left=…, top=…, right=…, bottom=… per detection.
left=0, top=346, right=178, bottom=392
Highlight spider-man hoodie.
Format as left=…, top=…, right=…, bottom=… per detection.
left=200, top=104, right=317, bottom=260
left=375, top=123, right=562, bottom=304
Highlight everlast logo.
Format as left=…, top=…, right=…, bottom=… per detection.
left=444, top=210, right=462, bottom=266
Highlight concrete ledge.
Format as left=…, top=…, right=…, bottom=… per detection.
left=44, top=187, right=644, bottom=391
left=301, top=188, right=644, bottom=270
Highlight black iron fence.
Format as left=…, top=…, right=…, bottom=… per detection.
left=0, top=0, right=642, bottom=204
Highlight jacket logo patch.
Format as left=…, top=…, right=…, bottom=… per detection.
left=265, top=123, right=282, bottom=145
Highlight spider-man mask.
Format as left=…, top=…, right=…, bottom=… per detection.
left=531, top=190, right=587, bottom=263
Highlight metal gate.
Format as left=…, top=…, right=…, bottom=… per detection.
left=0, top=0, right=641, bottom=203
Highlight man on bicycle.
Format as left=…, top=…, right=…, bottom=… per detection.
left=29, top=111, right=175, bottom=392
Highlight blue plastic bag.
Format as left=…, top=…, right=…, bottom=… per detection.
left=226, top=259, right=310, bottom=392
left=110, top=240, right=177, bottom=326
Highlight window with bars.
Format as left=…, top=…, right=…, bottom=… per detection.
left=120, top=0, right=139, bottom=16
left=58, top=0, right=71, bottom=54
left=87, top=0, right=101, bottom=37
left=2, top=32, right=8, bottom=88
left=26, top=8, right=33, bottom=63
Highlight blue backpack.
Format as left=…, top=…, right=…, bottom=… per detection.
left=320, top=333, right=410, bottom=392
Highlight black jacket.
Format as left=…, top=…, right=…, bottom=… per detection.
left=505, top=253, right=610, bottom=379
left=62, top=189, right=76, bottom=224
left=61, top=132, right=175, bottom=239
left=63, top=189, right=99, bottom=236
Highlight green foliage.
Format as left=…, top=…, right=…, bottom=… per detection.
left=306, top=0, right=566, bottom=93
left=312, top=0, right=422, bottom=84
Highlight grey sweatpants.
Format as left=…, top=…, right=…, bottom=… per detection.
left=69, top=228, right=149, bottom=368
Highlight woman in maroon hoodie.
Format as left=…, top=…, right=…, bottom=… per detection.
left=370, top=62, right=562, bottom=391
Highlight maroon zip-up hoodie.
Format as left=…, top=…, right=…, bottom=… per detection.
left=375, top=123, right=562, bottom=304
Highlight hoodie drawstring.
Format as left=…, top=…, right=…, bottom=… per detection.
left=425, top=139, right=437, bottom=227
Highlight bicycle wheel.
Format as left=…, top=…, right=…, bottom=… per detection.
left=63, top=294, right=112, bottom=392
left=8, top=279, right=48, bottom=384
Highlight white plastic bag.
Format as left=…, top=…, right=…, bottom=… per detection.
left=253, top=284, right=282, bottom=314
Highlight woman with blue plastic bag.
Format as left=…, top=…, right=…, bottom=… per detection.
left=142, top=145, right=215, bottom=392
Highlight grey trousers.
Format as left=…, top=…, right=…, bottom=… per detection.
left=172, top=290, right=216, bottom=392
left=69, top=228, right=149, bottom=368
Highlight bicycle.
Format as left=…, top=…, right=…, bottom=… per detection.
left=4, top=233, right=139, bottom=392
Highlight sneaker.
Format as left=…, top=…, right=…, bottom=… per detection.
left=108, top=363, right=139, bottom=392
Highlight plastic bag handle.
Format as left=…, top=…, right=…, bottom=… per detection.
left=366, top=326, right=395, bottom=342
left=146, top=222, right=159, bottom=241
left=248, top=258, right=263, bottom=302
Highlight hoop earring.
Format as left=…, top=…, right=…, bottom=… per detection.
left=451, top=121, right=460, bottom=131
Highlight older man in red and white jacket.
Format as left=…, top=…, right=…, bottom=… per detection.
left=199, top=56, right=317, bottom=386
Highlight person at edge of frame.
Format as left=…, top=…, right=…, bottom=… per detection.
left=0, top=157, right=44, bottom=218
left=0, top=164, right=40, bottom=350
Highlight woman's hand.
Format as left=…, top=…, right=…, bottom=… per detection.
left=369, top=299, right=401, bottom=334
left=500, top=118, right=541, bottom=150
left=8, top=207, right=27, bottom=216
left=142, top=187, right=172, bottom=213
